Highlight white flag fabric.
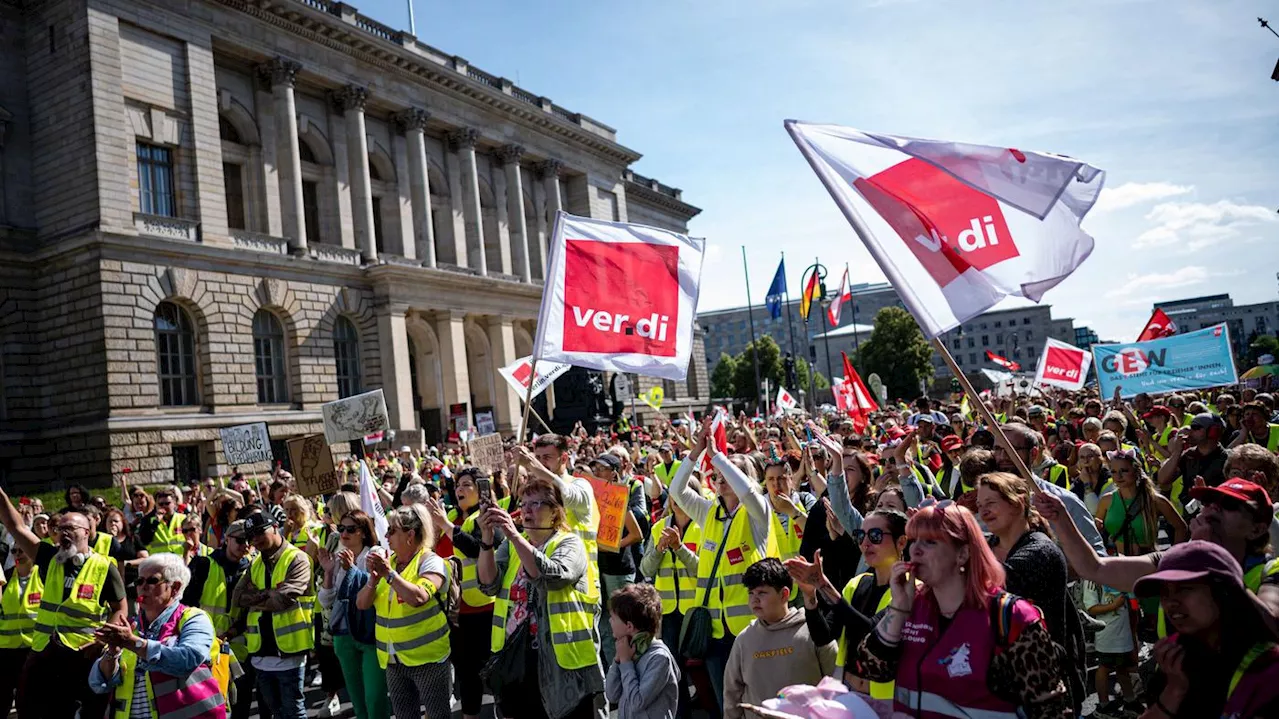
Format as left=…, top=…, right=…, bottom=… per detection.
left=827, top=268, right=850, bottom=326
left=787, top=121, right=1105, bottom=338
left=534, top=212, right=706, bottom=381
left=1034, top=337, right=1093, bottom=391
left=775, top=386, right=798, bottom=412
left=497, top=355, right=572, bottom=400
left=358, top=460, right=389, bottom=548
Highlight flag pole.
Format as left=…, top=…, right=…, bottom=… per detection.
left=818, top=255, right=835, bottom=389
left=781, top=253, right=800, bottom=391
left=846, top=262, right=861, bottom=356
left=742, top=246, right=767, bottom=416
left=801, top=265, right=817, bottom=410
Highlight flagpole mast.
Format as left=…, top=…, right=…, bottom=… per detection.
left=742, top=246, right=767, bottom=416
left=846, top=262, right=861, bottom=356
left=780, top=253, right=800, bottom=394
left=816, top=256, right=836, bottom=389
left=801, top=264, right=817, bottom=410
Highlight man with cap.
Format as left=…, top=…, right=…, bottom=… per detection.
left=231, top=510, right=313, bottom=719
left=1158, top=413, right=1228, bottom=514
left=653, top=442, right=682, bottom=489
left=1026, top=404, right=1049, bottom=435
left=907, top=396, right=947, bottom=427
left=183, top=519, right=255, bottom=719
left=936, top=434, right=967, bottom=498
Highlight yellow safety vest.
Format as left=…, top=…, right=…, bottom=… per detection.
left=489, top=532, right=596, bottom=670
left=32, top=552, right=112, bottom=651
left=694, top=503, right=779, bottom=639
left=564, top=475, right=602, bottom=603
left=374, top=547, right=451, bottom=669
left=199, top=558, right=246, bottom=660
left=1046, top=463, right=1070, bottom=490
left=650, top=516, right=701, bottom=615
left=655, top=461, right=682, bottom=488
left=835, top=572, right=896, bottom=700
left=0, top=570, right=42, bottom=649
left=288, top=524, right=321, bottom=614
left=92, top=532, right=113, bottom=557
left=245, top=543, right=313, bottom=655
left=147, top=514, right=186, bottom=556
left=111, top=607, right=225, bottom=719
left=454, top=511, right=494, bottom=608
left=769, top=509, right=804, bottom=561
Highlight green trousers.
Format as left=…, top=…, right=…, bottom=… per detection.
left=332, top=633, right=390, bottom=719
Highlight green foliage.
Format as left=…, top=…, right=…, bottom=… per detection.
left=710, top=353, right=739, bottom=398
left=732, top=336, right=783, bottom=401
left=858, top=307, right=934, bottom=401
left=1249, top=333, right=1279, bottom=365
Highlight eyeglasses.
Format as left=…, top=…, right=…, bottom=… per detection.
left=133, top=576, right=165, bottom=588
left=521, top=499, right=554, bottom=512
left=336, top=524, right=360, bottom=534
left=56, top=524, right=86, bottom=535
left=181, top=526, right=198, bottom=533
left=852, top=528, right=889, bottom=545
left=918, top=498, right=955, bottom=512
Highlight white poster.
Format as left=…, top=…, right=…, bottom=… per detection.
left=219, top=422, right=273, bottom=466
left=497, top=355, right=571, bottom=400
left=475, top=411, right=496, bottom=436
left=322, top=389, right=390, bottom=444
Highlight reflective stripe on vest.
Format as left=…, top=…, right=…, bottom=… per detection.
left=199, top=559, right=246, bottom=660
left=695, top=503, right=779, bottom=638
left=651, top=516, right=701, bottom=615
left=893, top=688, right=1018, bottom=719
left=374, top=547, right=451, bottom=668
left=769, top=511, right=803, bottom=561
left=1047, top=463, right=1069, bottom=489
left=566, top=476, right=601, bottom=603
left=147, top=514, right=187, bottom=556
left=455, top=512, right=495, bottom=608
left=1229, top=642, right=1276, bottom=699
left=489, top=532, right=596, bottom=670
left=112, top=606, right=226, bottom=719
left=1244, top=558, right=1279, bottom=594
left=835, top=572, right=895, bottom=700
left=0, top=571, right=42, bottom=649
left=31, top=552, right=110, bottom=651
left=245, top=544, right=313, bottom=655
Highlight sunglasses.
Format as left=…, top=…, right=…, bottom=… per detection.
left=851, top=528, right=890, bottom=545
left=336, top=524, right=361, bottom=534
left=133, top=576, right=165, bottom=588
left=918, top=498, right=955, bottom=512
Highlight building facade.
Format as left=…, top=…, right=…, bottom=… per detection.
left=1155, top=295, right=1279, bottom=358
left=0, top=0, right=703, bottom=490
left=932, top=305, right=1075, bottom=378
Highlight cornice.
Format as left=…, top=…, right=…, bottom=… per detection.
left=625, top=180, right=703, bottom=220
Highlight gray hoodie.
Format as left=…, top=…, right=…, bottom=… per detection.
left=723, top=608, right=838, bottom=719
left=605, top=638, right=679, bottom=719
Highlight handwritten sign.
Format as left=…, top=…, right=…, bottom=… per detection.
left=287, top=434, right=340, bottom=497
left=321, top=389, right=389, bottom=444
left=467, top=432, right=505, bottom=475
left=586, top=476, right=630, bottom=552
left=219, top=422, right=273, bottom=466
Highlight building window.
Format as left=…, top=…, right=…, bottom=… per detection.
left=302, top=180, right=320, bottom=246
left=969, top=352, right=977, bottom=365
left=981, top=335, right=989, bottom=346
left=956, top=356, right=964, bottom=367
left=980, top=323, right=987, bottom=330
left=154, top=301, right=199, bottom=406
left=224, top=163, right=246, bottom=230
left=1023, top=317, right=1031, bottom=325
left=137, top=143, right=176, bottom=217
left=371, top=197, right=385, bottom=255
left=1025, top=330, right=1033, bottom=341
left=253, top=310, right=288, bottom=404
left=996, top=335, right=1004, bottom=346
left=967, top=338, right=975, bottom=349
left=172, top=445, right=201, bottom=485
left=333, top=316, right=361, bottom=399
left=1013, top=349, right=1022, bottom=359
left=994, top=321, right=1002, bottom=328
left=952, top=339, right=961, bottom=350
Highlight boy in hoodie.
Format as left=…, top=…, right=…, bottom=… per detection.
left=723, top=558, right=837, bottom=719
left=606, top=583, right=680, bottom=719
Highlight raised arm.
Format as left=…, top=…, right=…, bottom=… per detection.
left=711, top=452, right=771, bottom=553
left=0, top=489, right=40, bottom=558
left=668, top=444, right=712, bottom=528
left=1033, top=491, right=1153, bottom=592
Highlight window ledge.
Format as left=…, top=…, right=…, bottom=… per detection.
left=135, top=213, right=200, bottom=243
left=230, top=230, right=289, bottom=255
left=308, top=244, right=364, bottom=266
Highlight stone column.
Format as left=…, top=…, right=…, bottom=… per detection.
left=535, top=159, right=563, bottom=275
left=434, top=310, right=472, bottom=431
left=449, top=128, right=487, bottom=276
left=485, top=316, right=522, bottom=434
left=498, top=145, right=531, bottom=282
left=335, top=85, right=376, bottom=262
left=184, top=38, right=229, bottom=243
left=376, top=302, right=416, bottom=430
left=396, top=108, right=435, bottom=268
left=258, top=57, right=306, bottom=252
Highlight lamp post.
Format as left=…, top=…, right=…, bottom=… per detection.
left=801, top=260, right=835, bottom=402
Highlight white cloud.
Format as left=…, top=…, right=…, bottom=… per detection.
left=1103, top=266, right=1210, bottom=304
left=1093, top=181, right=1193, bottom=212
left=1134, top=200, right=1276, bottom=251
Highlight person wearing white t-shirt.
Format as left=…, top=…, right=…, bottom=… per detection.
left=1081, top=579, right=1140, bottom=717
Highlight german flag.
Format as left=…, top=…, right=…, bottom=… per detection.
left=799, top=270, right=821, bottom=321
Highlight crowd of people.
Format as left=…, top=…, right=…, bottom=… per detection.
left=0, top=384, right=1276, bottom=719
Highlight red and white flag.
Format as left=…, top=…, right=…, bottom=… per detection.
left=1136, top=308, right=1178, bottom=342
left=1034, top=337, right=1092, bottom=391
left=497, top=355, right=572, bottom=400
left=836, top=352, right=878, bottom=435
left=775, top=386, right=798, bottom=413
left=985, top=350, right=1022, bottom=373
left=787, top=122, right=1105, bottom=338
left=534, top=212, right=705, bottom=381
left=826, top=268, right=851, bottom=326
left=700, top=407, right=729, bottom=476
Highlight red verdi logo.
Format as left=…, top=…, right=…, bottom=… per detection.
left=853, top=158, right=1019, bottom=287
left=563, top=239, right=679, bottom=356
left=1043, top=346, right=1085, bottom=380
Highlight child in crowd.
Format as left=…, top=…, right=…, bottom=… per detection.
left=1081, top=579, right=1142, bottom=717
left=606, top=583, right=680, bottom=719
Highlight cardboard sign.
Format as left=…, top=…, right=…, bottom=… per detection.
left=467, top=432, right=505, bottom=475
left=321, top=389, right=389, bottom=444
left=287, top=434, right=341, bottom=497
left=219, top=422, right=273, bottom=466
left=586, top=476, right=630, bottom=552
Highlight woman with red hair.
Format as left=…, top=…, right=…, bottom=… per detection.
left=852, top=500, right=1074, bottom=719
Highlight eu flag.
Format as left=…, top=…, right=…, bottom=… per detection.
left=765, top=258, right=787, bottom=319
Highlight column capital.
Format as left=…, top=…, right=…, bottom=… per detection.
left=448, top=127, right=480, bottom=151
left=433, top=309, right=468, bottom=323
left=331, top=84, right=369, bottom=112
left=395, top=107, right=431, bottom=132
left=257, top=56, right=301, bottom=88
left=495, top=144, right=525, bottom=166
left=536, top=158, right=563, bottom=179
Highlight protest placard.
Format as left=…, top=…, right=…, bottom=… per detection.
left=586, top=477, right=630, bottom=551
left=1033, top=337, right=1092, bottom=391
left=1092, top=323, right=1239, bottom=399
left=321, top=389, right=389, bottom=444
left=475, top=411, right=496, bottom=436
left=219, top=422, right=273, bottom=466
left=467, top=432, right=505, bottom=475
left=286, top=434, right=341, bottom=497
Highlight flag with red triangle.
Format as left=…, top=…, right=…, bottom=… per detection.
left=1136, top=308, right=1178, bottom=342
left=836, top=352, right=879, bottom=435
left=827, top=268, right=851, bottom=326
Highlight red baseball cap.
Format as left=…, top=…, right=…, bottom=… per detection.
left=941, top=435, right=964, bottom=452
left=1142, top=405, right=1174, bottom=420
left=1188, top=478, right=1272, bottom=509
left=884, top=427, right=906, bottom=441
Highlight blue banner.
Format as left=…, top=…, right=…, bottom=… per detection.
left=1092, top=323, right=1239, bottom=399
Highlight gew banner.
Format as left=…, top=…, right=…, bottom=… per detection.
left=1092, top=323, right=1238, bottom=399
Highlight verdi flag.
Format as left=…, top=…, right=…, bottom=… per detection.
left=358, top=460, right=389, bottom=548
left=1034, top=337, right=1092, bottom=391
left=786, top=121, right=1105, bottom=338
left=765, top=258, right=787, bottom=320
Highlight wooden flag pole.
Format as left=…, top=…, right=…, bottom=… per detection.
left=517, top=356, right=539, bottom=442
left=930, top=338, right=1038, bottom=488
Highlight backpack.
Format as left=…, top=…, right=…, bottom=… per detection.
left=434, top=554, right=463, bottom=626
left=990, top=590, right=1021, bottom=652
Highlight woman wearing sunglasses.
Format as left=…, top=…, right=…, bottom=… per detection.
left=787, top=509, right=910, bottom=700
left=852, top=501, right=1075, bottom=719
left=318, top=510, right=385, bottom=719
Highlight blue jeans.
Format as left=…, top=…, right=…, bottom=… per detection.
left=256, top=663, right=307, bottom=719
left=598, top=572, right=635, bottom=664
left=703, top=634, right=735, bottom=719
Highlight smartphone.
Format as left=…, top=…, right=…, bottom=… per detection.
left=477, top=478, right=494, bottom=509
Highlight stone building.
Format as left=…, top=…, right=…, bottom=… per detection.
left=0, top=0, right=703, bottom=490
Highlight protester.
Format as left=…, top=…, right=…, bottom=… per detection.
left=604, top=583, right=680, bottom=719
left=591, top=452, right=645, bottom=662
left=1096, top=449, right=1187, bottom=555
left=0, top=543, right=38, bottom=716
left=639, top=497, right=699, bottom=719
left=522, top=435, right=603, bottom=606
left=140, top=487, right=187, bottom=556
left=1080, top=577, right=1140, bottom=717
left=183, top=518, right=256, bottom=719
left=319, top=509, right=386, bottom=719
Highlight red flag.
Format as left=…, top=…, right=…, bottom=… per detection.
left=1136, top=308, right=1178, bottom=342
left=840, top=352, right=879, bottom=435
left=700, top=407, right=729, bottom=478
left=827, top=269, right=851, bottom=326
left=985, top=350, right=1021, bottom=372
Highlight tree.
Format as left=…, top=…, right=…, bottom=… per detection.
left=1249, top=333, right=1279, bottom=365
left=794, top=359, right=829, bottom=397
left=858, top=307, right=934, bottom=400
left=710, top=353, right=739, bottom=398
left=732, top=336, right=783, bottom=403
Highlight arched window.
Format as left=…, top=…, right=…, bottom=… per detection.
left=253, top=310, right=288, bottom=404
left=219, top=116, right=242, bottom=144
left=333, top=317, right=361, bottom=398
left=154, top=301, right=199, bottom=406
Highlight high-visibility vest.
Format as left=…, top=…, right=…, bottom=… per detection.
left=111, top=605, right=225, bottom=719
left=147, top=514, right=187, bottom=556
left=199, top=558, right=246, bottom=660
left=835, top=572, right=895, bottom=700
left=1224, top=642, right=1277, bottom=716
left=245, top=543, right=313, bottom=655
left=374, top=547, right=451, bottom=668
left=564, top=475, right=602, bottom=603
left=655, top=461, right=682, bottom=488
left=92, top=532, right=113, bottom=557
left=0, top=570, right=42, bottom=649
left=287, top=523, right=321, bottom=614
left=694, top=503, right=779, bottom=638
left=1038, top=463, right=1069, bottom=490
left=453, top=512, right=494, bottom=608
left=769, top=509, right=804, bottom=561
left=1247, top=425, right=1280, bottom=453
left=490, top=532, right=596, bottom=669
left=31, top=552, right=111, bottom=651
left=650, top=516, right=701, bottom=615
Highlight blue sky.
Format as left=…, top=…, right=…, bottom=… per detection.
left=366, top=0, right=1278, bottom=341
